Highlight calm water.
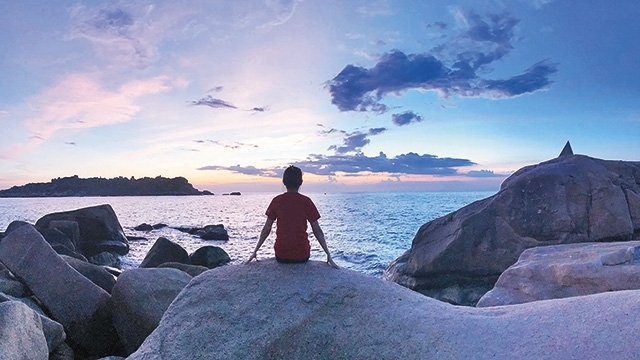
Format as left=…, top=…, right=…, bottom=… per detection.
left=0, top=191, right=493, bottom=276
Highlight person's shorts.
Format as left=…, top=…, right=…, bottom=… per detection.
left=275, top=256, right=309, bottom=264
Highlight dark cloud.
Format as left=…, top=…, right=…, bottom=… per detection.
left=198, top=152, right=474, bottom=178
left=326, top=128, right=387, bottom=154
left=298, top=152, right=474, bottom=176
left=327, top=11, right=557, bottom=112
left=391, top=111, right=423, bottom=126
left=249, top=107, right=268, bottom=112
left=64, top=142, right=77, bottom=146
left=190, top=96, right=237, bottom=109
left=208, top=86, right=224, bottom=93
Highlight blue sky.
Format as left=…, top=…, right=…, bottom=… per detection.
left=1, top=0, right=638, bottom=193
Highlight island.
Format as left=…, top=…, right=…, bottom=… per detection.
left=0, top=175, right=213, bottom=197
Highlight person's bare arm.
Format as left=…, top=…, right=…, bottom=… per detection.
left=310, top=221, right=339, bottom=268
left=245, top=217, right=275, bottom=264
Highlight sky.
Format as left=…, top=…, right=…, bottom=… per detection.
left=1, top=0, right=639, bottom=193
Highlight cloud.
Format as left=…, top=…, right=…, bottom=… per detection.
left=190, top=96, right=238, bottom=109
left=391, top=111, right=423, bottom=126
left=198, top=165, right=279, bottom=177
left=466, top=169, right=505, bottom=178
left=327, top=11, right=558, bottom=112
left=357, top=0, right=393, bottom=17
left=200, top=152, right=475, bottom=178
left=68, top=5, right=158, bottom=67
left=194, top=139, right=258, bottom=149
left=24, top=74, right=171, bottom=141
left=64, top=142, right=77, bottom=146
left=298, top=152, right=474, bottom=176
left=260, top=0, right=304, bottom=28
left=322, top=127, right=388, bottom=154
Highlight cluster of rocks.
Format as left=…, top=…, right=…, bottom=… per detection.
left=384, top=151, right=640, bottom=306
left=134, top=222, right=229, bottom=241
left=0, top=205, right=230, bottom=359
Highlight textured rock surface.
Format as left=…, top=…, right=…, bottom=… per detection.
left=0, top=301, right=52, bottom=360
left=111, top=268, right=192, bottom=355
left=477, top=241, right=640, bottom=307
left=139, top=237, right=189, bottom=268
left=189, top=246, right=231, bottom=269
left=384, top=155, right=640, bottom=305
left=128, top=260, right=640, bottom=360
left=0, top=224, right=120, bottom=357
left=35, top=204, right=129, bottom=258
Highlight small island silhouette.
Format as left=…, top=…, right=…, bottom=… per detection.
left=0, top=175, right=213, bottom=197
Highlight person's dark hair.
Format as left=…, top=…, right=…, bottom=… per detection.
left=283, top=165, right=303, bottom=189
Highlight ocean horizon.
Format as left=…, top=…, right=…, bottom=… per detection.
left=0, top=191, right=494, bottom=276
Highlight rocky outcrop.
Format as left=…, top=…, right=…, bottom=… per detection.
left=128, top=260, right=640, bottom=359
left=0, top=224, right=121, bottom=357
left=175, top=224, right=229, bottom=241
left=35, top=204, right=129, bottom=259
left=477, top=241, right=640, bottom=307
left=110, top=268, right=192, bottom=355
left=384, top=155, right=640, bottom=305
left=0, top=175, right=213, bottom=197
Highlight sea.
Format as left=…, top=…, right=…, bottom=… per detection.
left=0, top=191, right=494, bottom=277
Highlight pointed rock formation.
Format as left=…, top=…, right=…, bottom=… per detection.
left=558, top=141, right=573, bottom=157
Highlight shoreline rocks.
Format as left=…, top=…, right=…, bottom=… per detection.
left=384, top=154, right=640, bottom=305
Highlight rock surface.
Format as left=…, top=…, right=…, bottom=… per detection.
left=35, top=204, right=129, bottom=258
left=0, top=224, right=120, bottom=357
left=477, top=241, right=640, bottom=307
left=384, top=155, right=640, bottom=305
left=138, top=237, right=189, bottom=268
left=0, top=301, right=54, bottom=360
left=189, top=246, right=231, bottom=268
left=128, top=260, right=640, bottom=360
left=111, top=268, right=192, bottom=355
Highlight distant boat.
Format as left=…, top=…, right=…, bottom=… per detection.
left=223, top=192, right=241, bottom=196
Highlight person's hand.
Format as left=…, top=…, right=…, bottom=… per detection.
left=326, top=255, right=339, bottom=269
left=244, top=251, right=258, bottom=264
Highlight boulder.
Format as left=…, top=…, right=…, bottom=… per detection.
left=134, top=223, right=153, bottom=231
left=0, top=224, right=121, bottom=357
left=477, top=241, right=640, bottom=307
left=195, top=224, right=229, bottom=240
left=0, top=301, right=54, bottom=360
left=35, top=204, right=129, bottom=258
left=60, top=255, right=117, bottom=294
left=189, top=246, right=231, bottom=269
left=139, top=237, right=189, bottom=268
left=157, top=262, right=209, bottom=277
left=89, top=251, right=121, bottom=268
left=384, top=155, right=640, bottom=305
left=128, top=260, right=640, bottom=359
left=110, top=268, right=192, bottom=355
left=5, top=220, right=31, bottom=235
left=47, top=220, right=81, bottom=247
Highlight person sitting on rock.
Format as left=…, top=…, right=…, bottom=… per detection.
left=245, top=165, right=339, bottom=268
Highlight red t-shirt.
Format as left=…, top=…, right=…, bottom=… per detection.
left=265, top=192, right=320, bottom=261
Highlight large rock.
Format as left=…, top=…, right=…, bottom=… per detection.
left=384, top=155, right=640, bottom=305
left=139, top=237, right=189, bottom=268
left=110, top=268, right=192, bottom=355
left=35, top=204, right=129, bottom=258
left=0, top=301, right=53, bottom=360
left=477, top=241, right=640, bottom=307
left=128, top=260, right=640, bottom=359
left=0, top=224, right=121, bottom=357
